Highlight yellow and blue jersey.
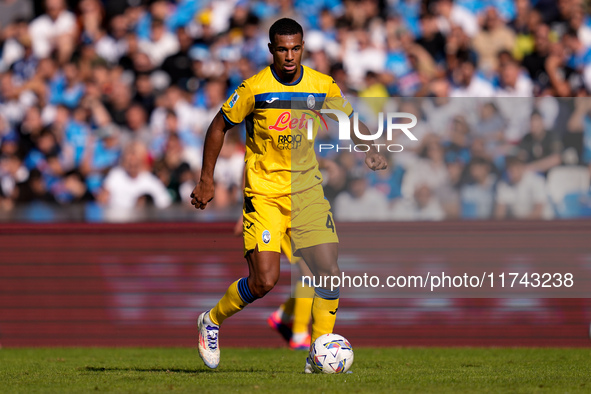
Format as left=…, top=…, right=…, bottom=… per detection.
left=220, top=65, right=353, bottom=197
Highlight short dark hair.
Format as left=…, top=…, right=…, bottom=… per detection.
left=269, top=18, right=303, bottom=44
left=469, top=157, right=491, bottom=168
left=505, top=155, right=524, bottom=168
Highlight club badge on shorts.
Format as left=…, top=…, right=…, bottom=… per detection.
left=262, top=230, right=271, bottom=244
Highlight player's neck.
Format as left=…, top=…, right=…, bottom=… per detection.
left=271, top=64, right=303, bottom=86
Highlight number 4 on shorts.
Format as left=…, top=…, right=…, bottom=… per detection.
left=326, top=214, right=335, bottom=233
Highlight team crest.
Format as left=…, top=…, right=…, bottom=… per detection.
left=229, top=92, right=239, bottom=108
left=307, top=94, right=315, bottom=109
left=262, top=230, right=271, bottom=244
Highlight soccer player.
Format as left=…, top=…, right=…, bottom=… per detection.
left=191, top=18, right=386, bottom=372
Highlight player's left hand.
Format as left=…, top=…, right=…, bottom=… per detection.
left=365, top=151, right=387, bottom=171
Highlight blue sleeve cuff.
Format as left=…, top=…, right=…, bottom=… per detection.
left=348, top=111, right=354, bottom=118
left=220, top=110, right=238, bottom=126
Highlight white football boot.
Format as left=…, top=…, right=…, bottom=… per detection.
left=304, top=355, right=315, bottom=374
left=197, top=311, right=220, bottom=369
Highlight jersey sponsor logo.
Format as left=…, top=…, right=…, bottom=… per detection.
left=229, top=92, right=239, bottom=108
left=268, top=111, right=327, bottom=132
left=262, top=230, right=271, bottom=244
left=265, top=97, right=279, bottom=103
left=276, top=134, right=302, bottom=150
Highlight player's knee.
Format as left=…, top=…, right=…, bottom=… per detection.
left=314, top=264, right=340, bottom=279
left=251, top=275, right=278, bottom=298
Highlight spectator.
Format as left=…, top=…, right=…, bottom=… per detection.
left=450, top=56, right=495, bottom=97
left=435, top=0, right=479, bottom=38
left=545, top=40, right=580, bottom=97
left=495, top=155, right=548, bottom=219
left=15, top=168, right=55, bottom=203
left=105, top=81, right=133, bottom=127
left=212, top=130, right=243, bottom=209
left=561, top=28, right=590, bottom=92
left=99, top=141, right=171, bottom=210
left=334, top=170, right=389, bottom=222
left=161, top=27, right=195, bottom=89
left=138, top=18, right=180, bottom=67
left=0, top=72, right=36, bottom=127
left=569, top=4, right=591, bottom=48
left=0, top=153, right=28, bottom=210
left=518, top=110, right=563, bottom=174
left=153, top=133, right=192, bottom=203
left=133, top=73, right=156, bottom=115
left=121, top=104, right=152, bottom=148
left=460, top=157, right=497, bottom=219
left=509, top=0, right=539, bottom=60
left=0, top=0, right=33, bottom=30
left=522, top=24, right=552, bottom=95
left=416, top=13, right=447, bottom=65
left=495, top=57, right=534, bottom=143
left=151, top=109, right=201, bottom=169
left=366, top=156, right=405, bottom=202
left=391, top=184, right=445, bottom=221
left=445, top=115, right=471, bottom=156
left=472, top=7, right=516, bottom=73
left=496, top=56, right=534, bottom=97
left=10, top=32, right=38, bottom=85
left=344, top=29, right=385, bottom=89
left=79, top=124, right=121, bottom=194
left=49, top=61, right=85, bottom=109
left=402, top=138, right=450, bottom=200
left=320, top=158, right=347, bottom=204
left=28, top=0, right=77, bottom=63
left=475, top=102, right=507, bottom=162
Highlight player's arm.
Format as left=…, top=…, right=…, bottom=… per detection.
left=190, top=112, right=233, bottom=210
left=191, top=81, right=254, bottom=210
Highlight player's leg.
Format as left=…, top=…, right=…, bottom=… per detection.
left=290, top=258, right=314, bottom=350
left=292, top=185, right=340, bottom=345
left=198, top=247, right=281, bottom=368
left=298, top=242, right=340, bottom=343
left=268, top=234, right=297, bottom=342
left=268, top=234, right=313, bottom=349
left=198, top=195, right=283, bottom=369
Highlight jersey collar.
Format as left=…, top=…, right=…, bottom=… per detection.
left=270, top=64, right=304, bottom=86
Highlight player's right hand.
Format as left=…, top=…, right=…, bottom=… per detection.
left=190, top=179, right=214, bottom=210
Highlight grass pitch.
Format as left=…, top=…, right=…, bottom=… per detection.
left=1, top=347, right=590, bottom=393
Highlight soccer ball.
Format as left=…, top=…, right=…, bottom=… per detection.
left=309, top=333, right=354, bottom=374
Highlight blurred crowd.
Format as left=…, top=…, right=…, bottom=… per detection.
left=0, top=0, right=591, bottom=221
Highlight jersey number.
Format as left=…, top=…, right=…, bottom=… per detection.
left=326, top=214, right=335, bottom=233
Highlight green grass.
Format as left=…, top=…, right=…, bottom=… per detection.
left=0, top=347, right=590, bottom=393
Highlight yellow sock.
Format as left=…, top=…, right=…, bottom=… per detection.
left=311, top=288, right=339, bottom=343
left=293, top=281, right=313, bottom=334
left=209, top=279, right=248, bottom=326
left=279, top=297, right=296, bottom=321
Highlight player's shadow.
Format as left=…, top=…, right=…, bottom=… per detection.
left=83, top=366, right=273, bottom=373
